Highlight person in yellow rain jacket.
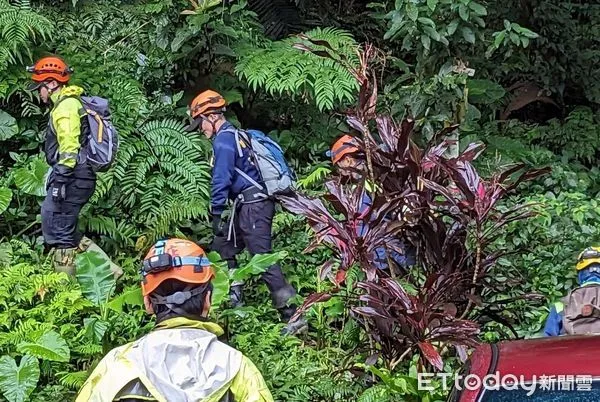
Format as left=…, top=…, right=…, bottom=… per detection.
left=27, top=56, right=121, bottom=277
left=76, top=238, right=274, bottom=402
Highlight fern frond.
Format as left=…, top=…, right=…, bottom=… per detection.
left=297, top=165, right=331, bottom=189
left=0, top=319, right=53, bottom=349
left=58, top=370, right=89, bottom=390
left=235, top=27, right=359, bottom=111
left=71, top=342, right=103, bottom=355
left=0, top=1, right=52, bottom=70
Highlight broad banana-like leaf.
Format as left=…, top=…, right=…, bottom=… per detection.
left=13, top=157, right=49, bottom=197
left=0, top=243, right=12, bottom=266
left=230, top=251, right=288, bottom=282
left=17, top=330, right=70, bottom=362
left=0, top=187, right=12, bottom=214
left=83, top=318, right=109, bottom=343
left=76, top=251, right=116, bottom=305
left=0, top=355, right=39, bottom=402
left=207, top=251, right=229, bottom=307
left=106, top=287, right=143, bottom=313
left=0, top=110, right=18, bottom=141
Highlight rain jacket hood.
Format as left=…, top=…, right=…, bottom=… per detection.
left=76, top=318, right=249, bottom=402
left=51, top=85, right=84, bottom=102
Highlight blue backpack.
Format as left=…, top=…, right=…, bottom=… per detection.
left=234, top=129, right=296, bottom=196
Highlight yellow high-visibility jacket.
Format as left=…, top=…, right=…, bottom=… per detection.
left=47, top=85, right=85, bottom=169
left=76, top=317, right=274, bottom=402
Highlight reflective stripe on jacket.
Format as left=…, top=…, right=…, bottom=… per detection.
left=76, top=317, right=274, bottom=402
left=46, top=85, right=85, bottom=169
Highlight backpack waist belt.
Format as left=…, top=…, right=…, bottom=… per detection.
left=237, top=186, right=268, bottom=205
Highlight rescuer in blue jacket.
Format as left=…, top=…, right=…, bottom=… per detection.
left=186, top=90, right=307, bottom=335
left=327, top=135, right=416, bottom=272
left=543, top=247, right=600, bottom=337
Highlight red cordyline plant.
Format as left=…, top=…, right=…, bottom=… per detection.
left=281, top=41, right=550, bottom=371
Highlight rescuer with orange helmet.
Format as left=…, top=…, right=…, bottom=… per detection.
left=76, top=238, right=274, bottom=402
left=328, top=134, right=416, bottom=272
left=26, top=55, right=115, bottom=276
left=186, top=90, right=307, bottom=336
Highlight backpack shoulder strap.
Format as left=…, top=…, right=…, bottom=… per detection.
left=234, top=168, right=264, bottom=191
left=233, top=129, right=252, bottom=158
left=230, top=129, right=263, bottom=191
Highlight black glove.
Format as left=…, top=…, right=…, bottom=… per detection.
left=211, top=214, right=224, bottom=237
left=50, top=182, right=66, bottom=202
left=50, top=166, right=73, bottom=202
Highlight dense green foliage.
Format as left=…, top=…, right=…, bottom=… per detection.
left=0, top=0, right=598, bottom=400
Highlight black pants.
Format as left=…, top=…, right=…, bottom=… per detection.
left=41, top=176, right=96, bottom=248
left=212, top=199, right=296, bottom=309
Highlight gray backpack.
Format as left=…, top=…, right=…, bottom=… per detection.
left=562, top=284, right=600, bottom=335
left=80, top=96, right=118, bottom=172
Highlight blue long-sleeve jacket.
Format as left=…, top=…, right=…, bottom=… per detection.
left=543, top=303, right=564, bottom=336
left=357, top=191, right=416, bottom=270
left=210, top=122, right=262, bottom=215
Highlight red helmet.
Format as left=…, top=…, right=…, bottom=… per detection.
left=26, top=56, right=73, bottom=85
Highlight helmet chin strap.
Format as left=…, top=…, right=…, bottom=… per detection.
left=201, top=112, right=225, bottom=138
left=42, top=81, right=61, bottom=98
left=150, top=283, right=212, bottom=317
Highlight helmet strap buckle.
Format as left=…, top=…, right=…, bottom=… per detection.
left=165, top=291, right=192, bottom=305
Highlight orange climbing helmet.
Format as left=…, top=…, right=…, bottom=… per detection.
left=141, top=238, right=214, bottom=296
left=327, top=135, right=361, bottom=164
left=189, top=90, right=227, bottom=118
left=185, top=90, right=227, bottom=131
left=26, top=56, right=73, bottom=88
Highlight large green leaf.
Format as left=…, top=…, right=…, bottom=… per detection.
left=0, top=243, right=12, bottom=267
left=231, top=251, right=288, bottom=282
left=13, top=157, right=49, bottom=197
left=17, top=331, right=70, bottom=362
left=0, top=355, right=40, bottom=402
left=83, top=318, right=109, bottom=343
left=207, top=251, right=229, bottom=307
left=0, top=187, right=12, bottom=214
left=0, top=110, right=18, bottom=141
left=467, top=79, right=506, bottom=104
left=106, top=287, right=143, bottom=313
left=76, top=251, right=116, bottom=305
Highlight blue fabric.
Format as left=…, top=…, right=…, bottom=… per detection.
left=543, top=304, right=563, bottom=336
left=356, top=191, right=416, bottom=270
left=210, top=122, right=262, bottom=215
left=578, top=270, right=600, bottom=285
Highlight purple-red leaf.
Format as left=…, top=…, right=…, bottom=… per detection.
left=319, top=260, right=335, bottom=281
left=418, top=342, right=444, bottom=370
left=353, top=306, right=391, bottom=319
left=289, top=292, right=333, bottom=322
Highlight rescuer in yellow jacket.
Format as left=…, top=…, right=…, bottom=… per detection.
left=27, top=55, right=121, bottom=277
left=76, top=238, right=274, bottom=402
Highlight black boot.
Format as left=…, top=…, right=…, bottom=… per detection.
left=229, top=283, right=244, bottom=308
left=272, top=286, right=308, bottom=335
left=280, top=307, right=308, bottom=336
